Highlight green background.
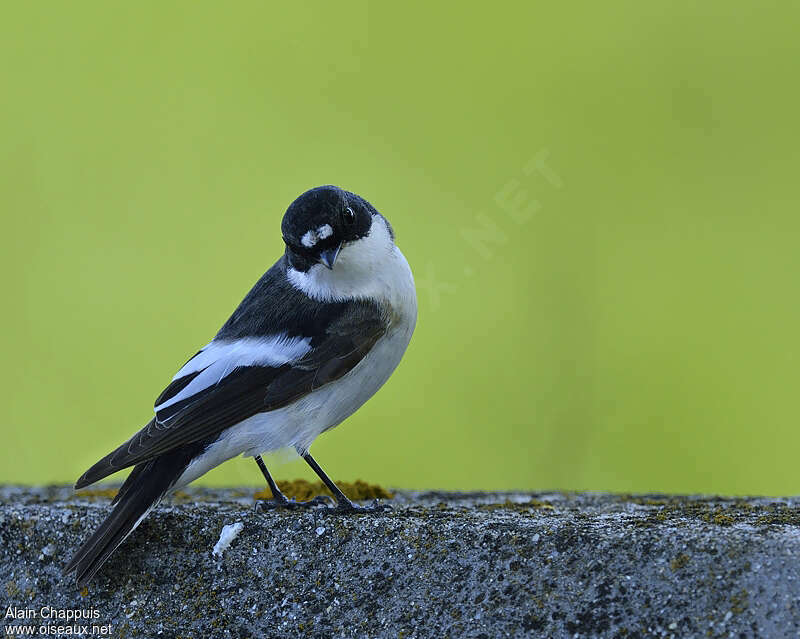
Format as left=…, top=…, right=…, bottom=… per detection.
left=2, top=2, right=799, bottom=495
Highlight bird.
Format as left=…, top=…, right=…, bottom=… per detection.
left=63, top=185, right=417, bottom=586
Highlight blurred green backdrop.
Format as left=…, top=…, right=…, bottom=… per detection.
left=2, top=2, right=799, bottom=495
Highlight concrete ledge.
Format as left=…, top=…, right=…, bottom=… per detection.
left=2, top=486, right=800, bottom=638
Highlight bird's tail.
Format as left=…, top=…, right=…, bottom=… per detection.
left=63, top=455, right=181, bottom=586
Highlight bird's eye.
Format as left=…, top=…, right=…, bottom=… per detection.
left=342, top=206, right=356, bottom=225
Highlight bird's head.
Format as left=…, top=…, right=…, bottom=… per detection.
left=281, top=185, right=394, bottom=273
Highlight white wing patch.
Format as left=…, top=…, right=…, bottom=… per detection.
left=301, top=224, right=334, bottom=248
left=155, top=335, right=312, bottom=414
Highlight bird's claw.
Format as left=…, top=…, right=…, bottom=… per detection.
left=255, top=496, right=392, bottom=514
left=334, top=499, right=393, bottom=514
left=255, top=495, right=334, bottom=511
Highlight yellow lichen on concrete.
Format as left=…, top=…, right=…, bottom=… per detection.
left=670, top=553, right=690, bottom=571
left=74, top=488, right=119, bottom=499
left=253, top=479, right=393, bottom=502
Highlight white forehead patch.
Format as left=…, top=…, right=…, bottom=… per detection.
left=301, top=224, right=334, bottom=248
left=300, top=230, right=316, bottom=248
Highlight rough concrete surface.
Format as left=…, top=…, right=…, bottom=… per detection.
left=2, top=486, right=800, bottom=638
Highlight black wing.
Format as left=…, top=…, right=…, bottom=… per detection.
left=75, top=297, right=386, bottom=489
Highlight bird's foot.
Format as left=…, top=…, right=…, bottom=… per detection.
left=331, top=499, right=393, bottom=514
left=255, top=495, right=334, bottom=511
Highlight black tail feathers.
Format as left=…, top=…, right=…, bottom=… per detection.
left=64, top=457, right=178, bottom=586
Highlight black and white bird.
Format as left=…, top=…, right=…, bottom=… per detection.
left=64, top=185, right=417, bottom=585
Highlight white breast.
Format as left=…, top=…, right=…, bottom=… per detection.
left=174, top=217, right=417, bottom=489
left=286, top=214, right=411, bottom=306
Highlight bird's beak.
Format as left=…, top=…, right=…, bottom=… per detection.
left=318, top=243, right=343, bottom=270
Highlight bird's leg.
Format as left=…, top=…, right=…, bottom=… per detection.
left=254, top=455, right=332, bottom=510
left=255, top=455, right=289, bottom=506
left=301, top=451, right=392, bottom=513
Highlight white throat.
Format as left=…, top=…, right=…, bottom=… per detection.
left=287, top=215, right=415, bottom=307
